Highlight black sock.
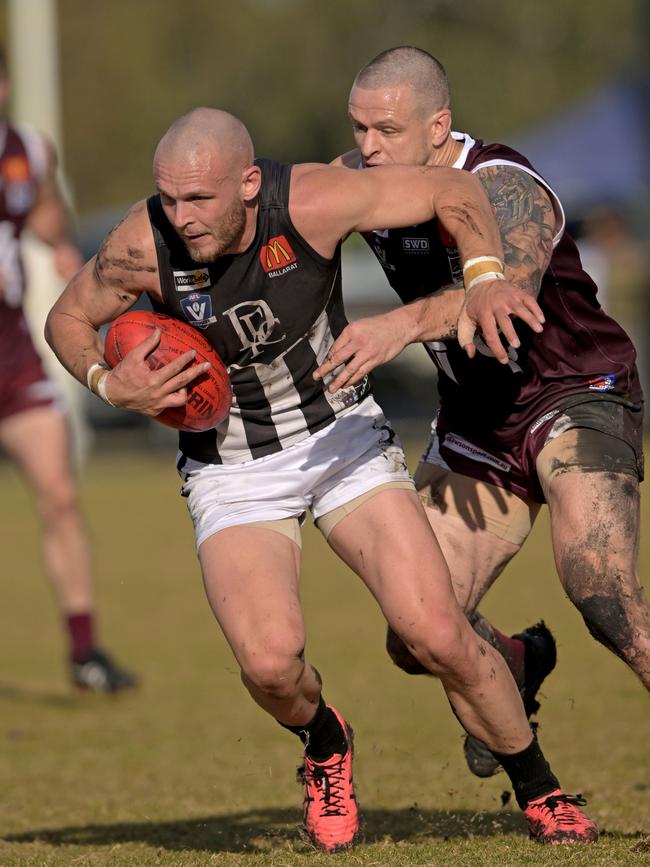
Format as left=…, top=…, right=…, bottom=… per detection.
left=279, top=697, right=347, bottom=761
left=492, top=737, right=560, bottom=809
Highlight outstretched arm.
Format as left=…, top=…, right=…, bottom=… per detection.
left=314, top=285, right=464, bottom=391
left=45, top=203, right=209, bottom=416
left=296, top=162, right=543, bottom=385
left=292, top=162, right=506, bottom=266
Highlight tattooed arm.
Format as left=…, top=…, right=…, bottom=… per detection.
left=475, top=164, right=556, bottom=295
left=456, top=165, right=555, bottom=358
left=45, top=201, right=209, bottom=415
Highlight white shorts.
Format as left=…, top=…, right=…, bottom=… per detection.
left=179, top=397, right=413, bottom=551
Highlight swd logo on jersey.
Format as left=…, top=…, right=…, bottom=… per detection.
left=180, top=293, right=217, bottom=329
left=173, top=268, right=210, bottom=291
left=402, top=237, right=430, bottom=253
left=223, top=300, right=286, bottom=357
left=260, top=235, right=298, bottom=277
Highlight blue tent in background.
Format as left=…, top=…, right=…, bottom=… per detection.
left=512, top=79, right=649, bottom=217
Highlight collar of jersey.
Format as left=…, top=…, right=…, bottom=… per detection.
left=450, top=132, right=476, bottom=169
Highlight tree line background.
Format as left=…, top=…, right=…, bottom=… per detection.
left=0, top=0, right=642, bottom=217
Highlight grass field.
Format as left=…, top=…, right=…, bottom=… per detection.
left=0, top=442, right=648, bottom=866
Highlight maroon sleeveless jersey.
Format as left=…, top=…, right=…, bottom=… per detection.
left=363, top=133, right=643, bottom=451
left=0, top=122, right=53, bottom=418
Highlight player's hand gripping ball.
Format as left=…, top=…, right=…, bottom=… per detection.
left=104, top=310, right=231, bottom=432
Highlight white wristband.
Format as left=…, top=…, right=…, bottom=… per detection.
left=96, top=371, right=115, bottom=407
left=466, top=271, right=506, bottom=291
left=86, top=361, right=107, bottom=390
left=86, top=362, right=115, bottom=406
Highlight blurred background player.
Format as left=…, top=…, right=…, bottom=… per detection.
left=318, top=45, right=649, bottom=777
left=0, top=49, right=136, bottom=692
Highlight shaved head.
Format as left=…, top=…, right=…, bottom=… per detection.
left=154, top=108, right=254, bottom=175
left=353, top=47, right=449, bottom=115
left=153, top=108, right=260, bottom=263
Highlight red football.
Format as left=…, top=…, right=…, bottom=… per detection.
left=104, top=310, right=231, bottom=433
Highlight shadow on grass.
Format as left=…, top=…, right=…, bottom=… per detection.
left=0, top=806, right=545, bottom=854
left=0, top=681, right=141, bottom=708
left=0, top=683, right=76, bottom=708
left=6, top=808, right=647, bottom=854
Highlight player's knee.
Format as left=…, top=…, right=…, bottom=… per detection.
left=36, top=479, right=80, bottom=526
left=397, top=617, right=470, bottom=678
left=385, top=626, right=430, bottom=675
left=240, top=651, right=304, bottom=700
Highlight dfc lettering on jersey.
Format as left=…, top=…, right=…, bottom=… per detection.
left=180, top=292, right=217, bottom=329
left=223, top=300, right=286, bottom=358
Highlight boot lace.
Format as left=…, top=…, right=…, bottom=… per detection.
left=537, top=792, right=588, bottom=827
left=300, top=754, right=349, bottom=817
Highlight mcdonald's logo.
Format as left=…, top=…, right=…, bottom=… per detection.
left=260, top=235, right=297, bottom=273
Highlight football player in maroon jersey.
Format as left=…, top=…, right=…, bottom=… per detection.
left=0, top=50, right=136, bottom=692
left=316, top=45, right=648, bottom=795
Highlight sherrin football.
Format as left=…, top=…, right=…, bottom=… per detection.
left=104, top=310, right=231, bottom=432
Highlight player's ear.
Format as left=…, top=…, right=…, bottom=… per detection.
left=430, top=107, right=452, bottom=148
left=241, top=164, right=262, bottom=203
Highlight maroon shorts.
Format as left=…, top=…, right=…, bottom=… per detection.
left=421, top=396, right=644, bottom=503
left=0, top=335, right=61, bottom=423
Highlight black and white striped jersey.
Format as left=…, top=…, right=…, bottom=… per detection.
left=147, top=158, right=370, bottom=466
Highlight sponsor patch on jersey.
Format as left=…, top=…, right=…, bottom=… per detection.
left=402, top=237, right=430, bottom=253
left=529, top=408, right=561, bottom=435
left=180, top=292, right=217, bottom=329
left=260, top=235, right=298, bottom=276
left=588, top=374, right=615, bottom=392
left=332, top=376, right=370, bottom=410
left=173, top=268, right=210, bottom=291
left=443, top=432, right=511, bottom=472
left=401, top=237, right=430, bottom=253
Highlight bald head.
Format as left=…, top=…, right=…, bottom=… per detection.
left=154, top=108, right=254, bottom=174
left=353, top=47, right=449, bottom=115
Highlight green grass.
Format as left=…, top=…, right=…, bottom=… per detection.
left=0, top=446, right=648, bottom=866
